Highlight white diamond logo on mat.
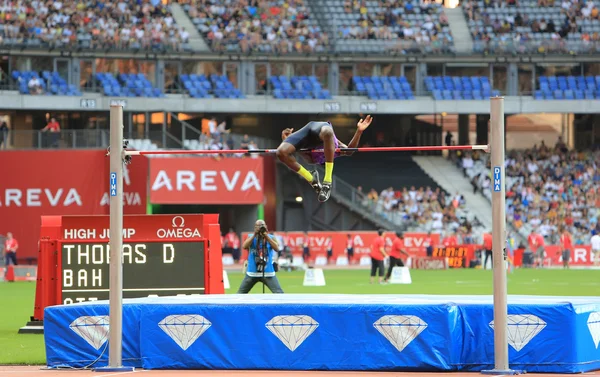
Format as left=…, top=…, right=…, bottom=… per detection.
left=69, top=316, right=110, bottom=351
left=587, top=312, right=600, bottom=349
left=489, top=314, right=546, bottom=352
left=265, top=315, right=319, bottom=352
left=373, top=315, right=428, bottom=352
left=158, top=314, right=212, bottom=351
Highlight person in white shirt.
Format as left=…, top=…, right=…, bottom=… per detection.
left=462, top=155, right=474, bottom=170
left=591, top=232, right=600, bottom=266
left=28, top=76, right=42, bottom=94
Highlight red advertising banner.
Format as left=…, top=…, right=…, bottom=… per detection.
left=510, top=246, right=594, bottom=267
left=149, top=157, right=264, bottom=205
left=0, top=150, right=148, bottom=260
left=240, top=231, right=443, bottom=261
left=59, top=214, right=213, bottom=241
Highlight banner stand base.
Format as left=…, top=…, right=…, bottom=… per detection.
left=481, top=369, right=524, bottom=375
left=93, top=366, right=135, bottom=373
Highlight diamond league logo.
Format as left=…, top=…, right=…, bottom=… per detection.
left=373, top=315, right=428, bottom=352
left=70, top=316, right=110, bottom=350
left=489, top=314, right=546, bottom=352
left=588, top=312, right=600, bottom=349
left=158, top=314, right=212, bottom=351
left=266, top=315, right=319, bottom=352
left=156, top=216, right=202, bottom=239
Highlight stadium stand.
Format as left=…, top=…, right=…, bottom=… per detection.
left=425, top=76, right=501, bottom=100
left=95, top=73, right=165, bottom=98
left=351, top=76, right=415, bottom=100
left=270, top=76, right=332, bottom=99
left=535, top=75, right=600, bottom=100
left=456, top=142, right=600, bottom=244
left=12, top=71, right=81, bottom=96
left=463, top=0, right=600, bottom=53
left=331, top=152, right=484, bottom=234
left=180, top=74, right=244, bottom=99
left=328, top=0, right=454, bottom=54
left=358, top=185, right=481, bottom=239
left=0, top=0, right=188, bottom=51
left=182, top=0, right=329, bottom=54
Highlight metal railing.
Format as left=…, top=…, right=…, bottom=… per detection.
left=313, top=164, right=407, bottom=231
left=0, top=130, right=109, bottom=150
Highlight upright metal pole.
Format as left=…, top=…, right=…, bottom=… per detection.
left=109, top=104, right=124, bottom=369
left=482, top=97, right=519, bottom=375
left=95, top=105, right=133, bottom=372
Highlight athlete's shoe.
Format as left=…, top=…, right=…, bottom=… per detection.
left=310, top=170, right=322, bottom=195
left=318, top=182, right=332, bottom=202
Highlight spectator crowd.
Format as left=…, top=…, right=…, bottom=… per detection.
left=0, top=0, right=189, bottom=50
left=184, top=0, right=329, bottom=54
left=464, top=0, right=600, bottom=53
left=356, top=184, right=480, bottom=243
left=457, top=138, right=600, bottom=245
left=338, top=0, right=452, bottom=50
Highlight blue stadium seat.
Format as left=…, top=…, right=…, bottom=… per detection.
left=554, top=90, right=564, bottom=100
left=564, top=90, right=574, bottom=100
left=12, top=70, right=78, bottom=96
left=534, top=90, right=544, bottom=100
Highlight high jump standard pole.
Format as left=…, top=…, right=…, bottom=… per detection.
left=94, top=104, right=133, bottom=372
left=482, top=97, right=519, bottom=375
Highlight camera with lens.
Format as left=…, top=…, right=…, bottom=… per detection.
left=254, top=249, right=267, bottom=272
left=259, top=225, right=267, bottom=234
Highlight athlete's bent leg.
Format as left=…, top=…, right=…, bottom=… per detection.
left=276, top=142, right=321, bottom=193
left=318, top=126, right=335, bottom=202
left=320, top=126, right=335, bottom=183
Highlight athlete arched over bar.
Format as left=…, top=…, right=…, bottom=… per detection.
left=276, top=115, right=373, bottom=203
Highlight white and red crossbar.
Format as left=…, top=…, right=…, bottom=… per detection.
left=125, top=144, right=489, bottom=156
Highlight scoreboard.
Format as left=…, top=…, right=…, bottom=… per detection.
left=33, top=213, right=224, bottom=322
left=432, top=246, right=476, bottom=268
left=60, top=242, right=205, bottom=304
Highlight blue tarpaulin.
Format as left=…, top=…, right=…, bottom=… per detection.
left=44, top=294, right=600, bottom=373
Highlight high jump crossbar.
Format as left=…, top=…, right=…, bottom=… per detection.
left=125, top=144, right=489, bottom=156
left=106, top=100, right=514, bottom=374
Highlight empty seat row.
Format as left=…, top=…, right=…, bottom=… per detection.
left=180, top=74, right=244, bottom=99
left=432, top=89, right=501, bottom=100
left=426, top=76, right=491, bottom=91
left=353, top=76, right=415, bottom=100
left=534, top=89, right=598, bottom=100
left=270, top=76, right=332, bottom=100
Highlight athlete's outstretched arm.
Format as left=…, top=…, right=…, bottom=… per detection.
left=342, top=115, right=373, bottom=156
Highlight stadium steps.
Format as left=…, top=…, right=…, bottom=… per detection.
left=309, top=0, right=338, bottom=44
left=170, top=3, right=210, bottom=51
left=311, top=164, right=405, bottom=232
left=445, top=7, right=473, bottom=54
left=333, top=152, right=442, bottom=193
left=412, top=156, right=492, bottom=231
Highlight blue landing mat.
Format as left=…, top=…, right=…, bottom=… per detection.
left=44, top=294, right=600, bottom=373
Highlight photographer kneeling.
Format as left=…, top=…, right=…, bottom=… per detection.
left=237, top=220, right=284, bottom=294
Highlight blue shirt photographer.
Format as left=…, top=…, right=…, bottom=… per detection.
left=246, top=234, right=277, bottom=278
left=237, top=225, right=284, bottom=294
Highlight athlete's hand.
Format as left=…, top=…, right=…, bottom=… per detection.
left=357, top=115, right=373, bottom=131
left=282, top=128, right=294, bottom=140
